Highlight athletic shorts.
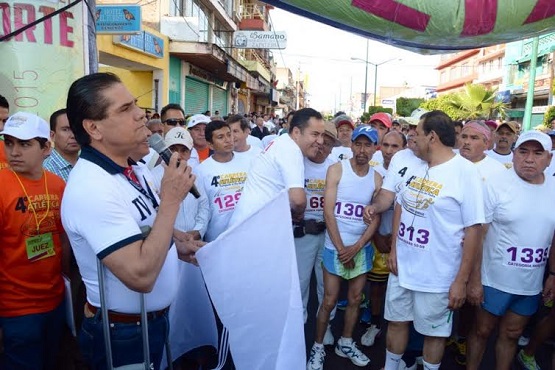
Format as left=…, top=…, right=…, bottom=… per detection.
left=322, top=245, right=373, bottom=280
left=482, top=285, right=541, bottom=317
left=368, top=245, right=389, bottom=282
left=384, top=273, right=452, bottom=337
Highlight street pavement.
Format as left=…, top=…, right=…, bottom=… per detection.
left=304, top=276, right=554, bottom=370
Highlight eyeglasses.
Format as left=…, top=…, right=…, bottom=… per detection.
left=164, top=118, right=186, bottom=126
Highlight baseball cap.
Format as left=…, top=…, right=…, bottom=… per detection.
left=514, top=131, right=552, bottom=152
left=352, top=125, right=378, bottom=144
left=0, top=112, right=50, bottom=140
left=484, top=120, right=498, bottom=130
left=187, top=114, right=210, bottom=129
left=165, top=127, right=193, bottom=150
left=323, top=121, right=341, bottom=147
left=333, top=114, right=355, bottom=130
left=369, top=112, right=392, bottom=128
left=496, top=121, right=518, bottom=133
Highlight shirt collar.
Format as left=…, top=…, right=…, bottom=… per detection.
left=80, top=146, right=127, bottom=174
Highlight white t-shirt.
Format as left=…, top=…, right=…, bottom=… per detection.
left=324, top=160, right=376, bottom=250
left=486, top=149, right=513, bottom=169
left=473, top=155, right=507, bottom=184
left=368, top=150, right=384, bottom=168
left=329, top=146, right=352, bottom=163
left=150, top=164, right=209, bottom=236
left=395, top=154, right=485, bottom=293
left=247, top=135, right=264, bottom=150
left=230, top=134, right=304, bottom=225
left=304, top=157, right=335, bottom=221
left=482, top=169, right=555, bottom=295
left=382, top=149, right=425, bottom=194
left=262, top=134, right=278, bottom=148
left=234, top=145, right=262, bottom=165
left=62, top=148, right=178, bottom=313
left=195, top=155, right=251, bottom=242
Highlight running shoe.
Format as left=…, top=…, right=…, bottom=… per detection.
left=361, top=324, right=381, bottom=347
left=307, top=345, right=325, bottom=370
left=517, top=349, right=541, bottom=370
left=335, top=338, right=370, bottom=367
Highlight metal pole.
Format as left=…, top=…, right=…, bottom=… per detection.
left=523, top=36, right=539, bottom=131
left=373, top=64, right=378, bottom=107
left=363, top=40, right=369, bottom=112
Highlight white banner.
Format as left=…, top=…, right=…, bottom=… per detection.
left=196, top=190, right=305, bottom=370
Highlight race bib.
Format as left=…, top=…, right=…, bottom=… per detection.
left=26, top=232, right=56, bottom=262
left=504, top=246, right=548, bottom=268
left=213, top=192, right=241, bottom=213
left=334, top=201, right=365, bottom=221
left=397, top=222, right=430, bottom=250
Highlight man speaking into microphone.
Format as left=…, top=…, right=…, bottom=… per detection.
left=62, top=73, right=200, bottom=370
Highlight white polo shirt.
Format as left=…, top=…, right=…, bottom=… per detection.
left=230, top=134, right=304, bottom=225
left=62, top=147, right=178, bottom=313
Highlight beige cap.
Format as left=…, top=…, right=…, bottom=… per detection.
left=324, top=121, right=341, bottom=147
left=165, top=127, right=193, bottom=150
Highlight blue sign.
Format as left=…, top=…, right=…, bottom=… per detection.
left=96, top=5, right=141, bottom=35
left=113, top=32, right=164, bottom=59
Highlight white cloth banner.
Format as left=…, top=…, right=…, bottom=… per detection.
left=197, top=190, right=306, bottom=370
left=161, top=262, right=219, bottom=369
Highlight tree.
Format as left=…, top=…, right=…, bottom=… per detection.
left=361, top=106, right=393, bottom=123
left=396, top=97, right=425, bottom=117
left=544, top=106, right=555, bottom=129
left=446, top=83, right=507, bottom=120
left=420, top=93, right=459, bottom=120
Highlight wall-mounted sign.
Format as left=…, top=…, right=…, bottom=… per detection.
left=189, top=65, right=226, bottom=88
left=113, top=31, right=164, bottom=58
left=233, top=31, right=287, bottom=49
left=96, top=5, right=141, bottom=34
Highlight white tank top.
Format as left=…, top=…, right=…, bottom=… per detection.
left=325, top=160, right=375, bottom=250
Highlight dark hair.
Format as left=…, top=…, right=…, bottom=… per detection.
left=205, top=120, right=229, bottom=143
left=161, top=104, right=184, bottom=121
left=420, top=110, right=456, bottom=147
left=290, top=108, right=323, bottom=133
left=49, top=108, right=67, bottom=131
left=333, top=111, right=346, bottom=118
left=286, top=111, right=295, bottom=120
left=66, top=72, right=122, bottom=146
left=384, top=130, right=407, bottom=147
left=226, top=114, right=250, bottom=131
left=453, top=120, right=463, bottom=129
left=37, top=137, right=49, bottom=149
left=0, top=94, right=8, bottom=109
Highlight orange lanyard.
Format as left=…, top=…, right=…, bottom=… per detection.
left=12, top=169, right=50, bottom=233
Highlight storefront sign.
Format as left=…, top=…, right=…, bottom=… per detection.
left=96, top=5, right=141, bottom=34
left=0, top=0, right=86, bottom=119
left=233, top=31, right=287, bottom=49
left=189, top=65, right=226, bottom=87
left=113, top=31, right=164, bottom=58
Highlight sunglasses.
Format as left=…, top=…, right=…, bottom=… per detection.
left=164, top=118, right=186, bottom=126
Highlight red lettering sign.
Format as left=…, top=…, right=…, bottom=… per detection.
left=14, top=3, right=36, bottom=42
left=524, top=0, right=555, bottom=24
left=351, top=0, right=430, bottom=32
left=461, top=0, right=497, bottom=36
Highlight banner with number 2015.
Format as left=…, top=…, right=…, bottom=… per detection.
left=0, top=0, right=87, bottom=120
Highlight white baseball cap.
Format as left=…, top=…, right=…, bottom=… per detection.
left=165, top=127, right=193, bottom=150
left=514, top=130, right=552, bottom=152
left=0, top=112, right=50, bottom=140
left=187, top=114, right=210, bottom=128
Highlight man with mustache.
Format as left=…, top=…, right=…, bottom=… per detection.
left=307, top=126, right=381, bottom=370
left=466, top=131, right=555, bottom=370
left=486, top=121, right=519, bottom=169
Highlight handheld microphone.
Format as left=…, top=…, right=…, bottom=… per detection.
left=148, top=133, right=201, bottom=199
